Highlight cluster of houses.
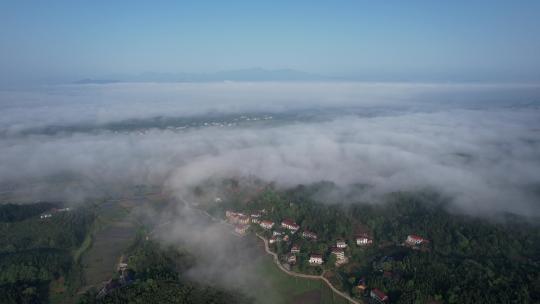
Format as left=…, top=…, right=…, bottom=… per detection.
left=226, top=210, right=383, bottom=268
left=97, top=261, right=134, bottom=298
left=226, top=210, right=252, bottom=236
left=225, top=209, right=428, bottom=303
left=331, top=240, right=347, bottom=265
left=39, top=207, right=71, bottom=219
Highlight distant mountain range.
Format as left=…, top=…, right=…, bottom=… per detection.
left=74, top=68, right=332, bottom=84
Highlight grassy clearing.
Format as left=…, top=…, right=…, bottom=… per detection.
left=255, top=253, right=351, bottom=304
left=79, top=219, right=137, bottom=286
left=254, top=254, right=320, bottom=304
left=77, top=200, right=139, bottom=289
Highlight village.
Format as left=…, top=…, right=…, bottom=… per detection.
left=225, top=209, right=430, bottom=303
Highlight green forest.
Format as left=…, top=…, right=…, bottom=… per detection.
left=79, top=240, right=253, bottom=304
left=0, top=203, right=95, bottom=303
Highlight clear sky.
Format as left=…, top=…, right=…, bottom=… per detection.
left=1, top=1, right=540, bottom=86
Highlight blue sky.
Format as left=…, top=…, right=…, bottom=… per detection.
left=1, top=1, right=540, bottom=86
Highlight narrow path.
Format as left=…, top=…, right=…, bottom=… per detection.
left=256, top=233, right=362, bottom=304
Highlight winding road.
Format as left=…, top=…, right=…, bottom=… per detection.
left=256, top=233, right=362, bottom=304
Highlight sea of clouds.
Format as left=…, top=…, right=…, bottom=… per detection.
left=0, top=82, right=539, bottom=217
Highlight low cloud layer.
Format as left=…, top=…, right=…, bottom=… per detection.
left=1, top=81, right=539, bottom=135
left=0, top=82, right=539, bottom=218
left=153, top=203, right=281, bottom=304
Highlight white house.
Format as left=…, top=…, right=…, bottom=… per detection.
left=336, top=240, right=347, bottom=248
left=356, top=234, right=373, bottom=246
left=260, top=220, right=275, bottom=230
left=309, top=254, right=323, bottom=265
left=302, top=231, right=318, bottom=240
left=118, top=263, right=128, bottom=271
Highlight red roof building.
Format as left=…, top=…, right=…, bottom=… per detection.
left=370, top=288, right=389, bottom=302
left=406, top=234, right=428, bottom=245
left=281, top=219, right=300, bottom=231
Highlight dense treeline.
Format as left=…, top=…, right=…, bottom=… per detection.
left=0, top=249, right=72, bottom=284
left=212, top=181, right=540, bottom=303
left=0, top=202, right=95, bottom=304
left=0, top=282, right=49, bottom=304
left=80, top=241, right=253, bottom=304
left=127, top=240, right=196, bottom=281
left=0, top=208, right=94, bottom=253
left=0, top=202, right=59, bottom=222
left=350, top=193, right=540, bottom=304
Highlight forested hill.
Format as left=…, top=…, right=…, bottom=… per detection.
left=0, top=202, right=60, bottom=222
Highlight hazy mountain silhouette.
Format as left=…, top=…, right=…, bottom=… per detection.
left=74, top=68, right=331, bottom=84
